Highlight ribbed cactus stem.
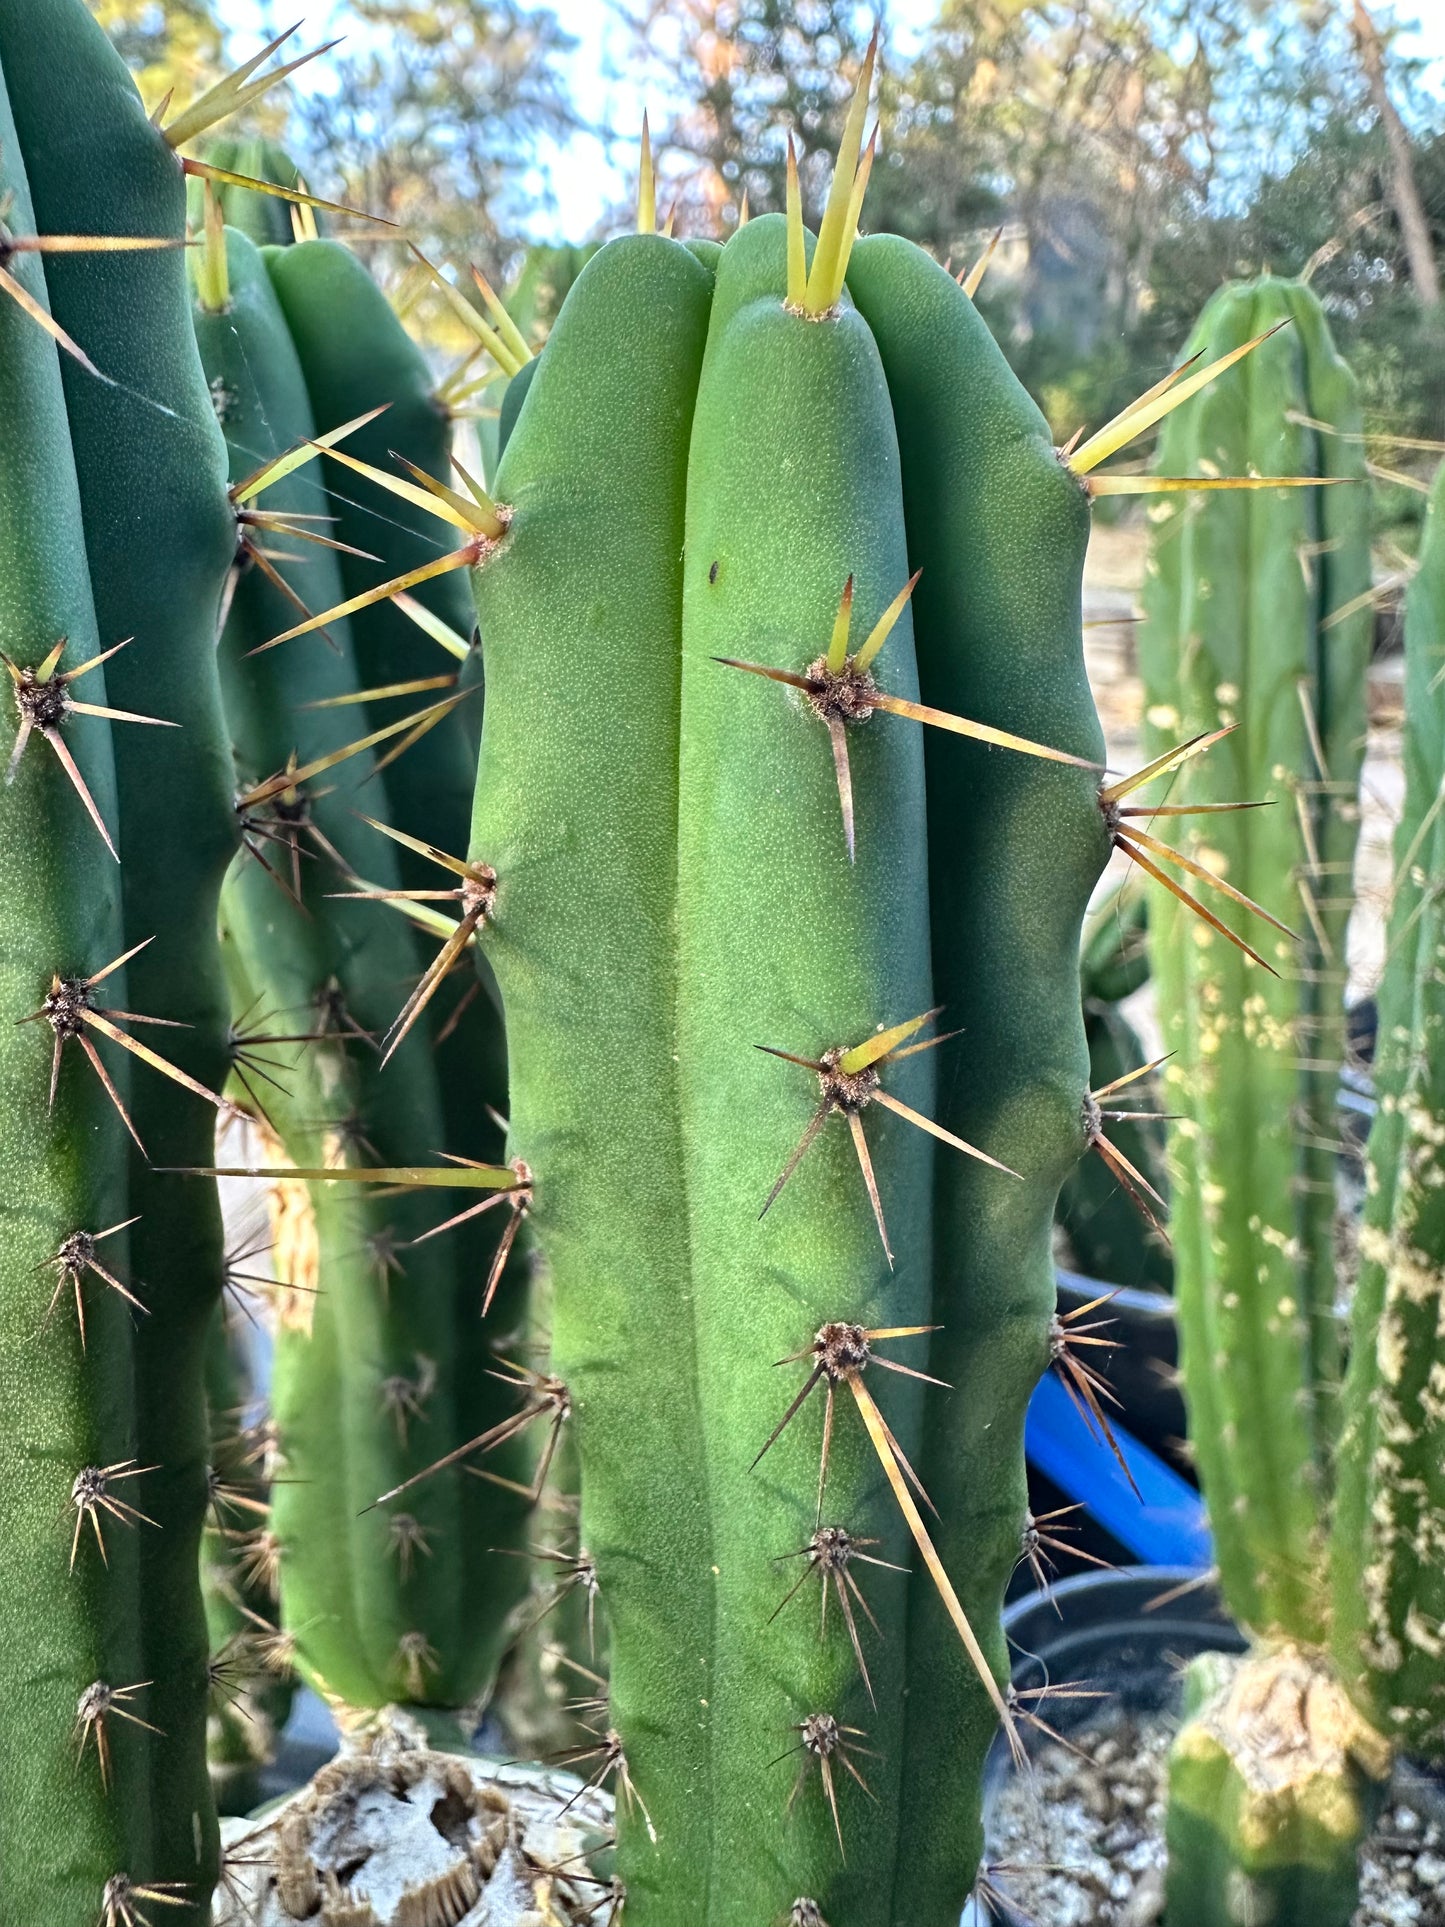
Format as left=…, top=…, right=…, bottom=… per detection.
left=1140, top=277, right=1372, bottom=1639
left=465, top=186, right=1111, bottom=1918
left=0, top=6, right=241, bottom=1890
left=1332, top=459, right=1445, bottom=1761
left=0, top=87, right=138, bottom=1919
left=1142, top=276, right=1376, bottom=1927
left=192, top=227, right=530, bottom=1715
left=0, top=6, right=239, bottom=1917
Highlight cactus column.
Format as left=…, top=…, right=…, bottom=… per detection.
left=1140, top=277, right=1371, bottom=1638
left=0, top=4, right=239, bottom=1919
left=1332, top=458, right=1445, bottom=1764
left=1139, top=277, right=1379, bottom=1927
left=463, top=112, right=1112, bottom=1918
left=0, top=1, right=241, bottom=1893
left=0, top=78, right=140, bottom=1923
left=193, top=224, right=530, bottom=1717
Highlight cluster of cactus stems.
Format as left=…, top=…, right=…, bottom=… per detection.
left=0, top=8, right=554, bottom=1921
left=186, top=41, right=1336, bottom=1923
left=192, top=214, right=536, bottom=1717
left=1143, top=279, right=1445, bottom=1924
left=5, top=7, right=1414, bottom=1924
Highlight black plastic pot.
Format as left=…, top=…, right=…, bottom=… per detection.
left=969, top=1567, right=1243, bottom=1925
left=1000, top=1565, right=1240, bottom=1746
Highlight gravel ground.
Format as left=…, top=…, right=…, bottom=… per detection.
left=988, top=1704, right=1445, bottom=1926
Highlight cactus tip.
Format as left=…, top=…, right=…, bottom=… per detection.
left=792, top=28, right=878, bottom=317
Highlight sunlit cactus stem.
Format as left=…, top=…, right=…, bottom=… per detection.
left=1138, top=275, right=1376, bottom=1925
left=456, top=40, right=1153, bottom=1916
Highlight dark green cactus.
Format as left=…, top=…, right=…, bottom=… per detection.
left=201, top=1296, right=294, bottom=1809
left=1332, top=458, right=1445, bottom=1764
left=0, top=2, right=238, bottom=1919
left=435, top=69, right=1147, bottom=1920
left=190, top=224, right=531, bottom=1717
left=1057, top=883, right=1172, bottom=1290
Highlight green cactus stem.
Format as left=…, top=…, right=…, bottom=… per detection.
left=1139, top=276, right=1375, bottom=1927
left=0, top=77, right=140, bottom=1925
left=457, top=72, right=1124, bottom=1917
left=0, top=5, right=245, bottom=1918
left=215, top=61, right=1317, bottom=1923
left=1332, top=458, right=1445, bottom=1762
left=0, top=4, right=243, bottom=1896
left=1166, top=1644, right=1390, bottom=1927
left=191, top=224, right=530, bottom=1717
left=1057, top=884, right=1173, bottom=1290
left=1140, top=277, right=1372, bottom=1640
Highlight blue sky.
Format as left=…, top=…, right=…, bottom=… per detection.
left=227, top=1, right=1445, bottom=240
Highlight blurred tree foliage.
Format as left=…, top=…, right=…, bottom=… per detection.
left=87, top=0, right=223, bottom=111
left=288, top=1, right=577, bottom=277
left=92, top=0, right=1442, bottom=498
left=623, top=2, right=876, bottom=233
left=633, top=0, right=1442, bottom=498
left=90, top=0, right=574, bottom=286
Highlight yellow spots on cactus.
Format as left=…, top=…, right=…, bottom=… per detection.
left=1418, top=1365, right=1445, bottom=1428
left=1257, top=1223, right=1301, bottom=1261
left=1403, top=1093, right=1445, bottom=1148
